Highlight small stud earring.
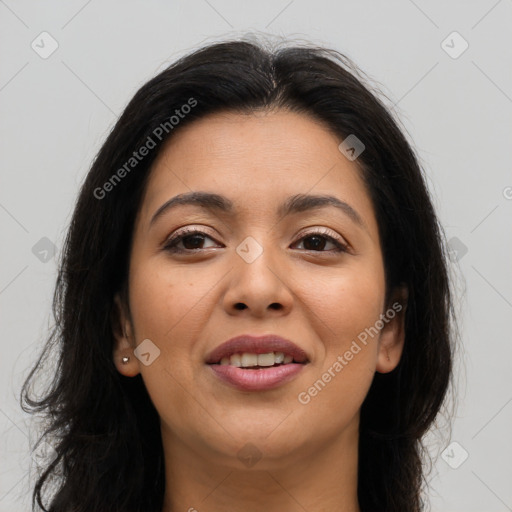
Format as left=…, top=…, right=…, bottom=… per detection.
left=122, top=356, right=130, bottom=364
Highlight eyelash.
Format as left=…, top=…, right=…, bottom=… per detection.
left=163, top=227, right=348, bottom=254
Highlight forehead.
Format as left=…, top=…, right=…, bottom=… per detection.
left=137, top=109, right=376, bottom=230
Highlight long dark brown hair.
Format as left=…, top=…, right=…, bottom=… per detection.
left=21, top=35, right=458, bottom=512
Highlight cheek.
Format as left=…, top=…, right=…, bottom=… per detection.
left=302, top=256, right=386, bottom=346
left=126, top=260, right=215, bottom=397
left=294, top=273, right=382, bottom=433
left=128, top=258, right=219, bottom=343
left=127, top=260, right=213, bottom=431
left=294, top=257, right=385, bottom=406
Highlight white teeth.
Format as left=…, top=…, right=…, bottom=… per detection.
left=240, top=353, right=258, bottom=367
left=230, top=353, right=242, bottom=367
left=257, top=353, right=275, bottom=367
left=218, top=351, right=294, bottom=367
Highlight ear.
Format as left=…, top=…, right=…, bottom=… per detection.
left=111, top=292, right=140, bottom=377
left=375, top=284, right=408, bottom=374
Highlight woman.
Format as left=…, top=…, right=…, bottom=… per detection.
left=21, top=36, right=457, bottom=512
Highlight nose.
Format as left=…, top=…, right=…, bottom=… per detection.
left=222, top=239, right=293, bottom=318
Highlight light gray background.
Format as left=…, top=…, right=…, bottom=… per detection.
left=1, top=1, right=511, bottom=511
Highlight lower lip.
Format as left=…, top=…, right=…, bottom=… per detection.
left=208, top=363, right=305, bottom=391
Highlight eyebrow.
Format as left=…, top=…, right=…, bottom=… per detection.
left=149, top=191, right=366, bottom=230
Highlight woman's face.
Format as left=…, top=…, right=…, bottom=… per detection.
left=113, top=109, right=406, bottom=468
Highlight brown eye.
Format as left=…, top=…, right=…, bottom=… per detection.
left=293, top=229, right=348, bottom=253
left=163, top=229, right=220, bottom=253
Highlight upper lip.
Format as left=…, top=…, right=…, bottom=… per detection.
left=205, top=334, right=310, bottom=364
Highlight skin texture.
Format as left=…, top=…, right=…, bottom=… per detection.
left=112, top=109, right=408, bottom=512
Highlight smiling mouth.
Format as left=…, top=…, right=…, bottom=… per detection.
left=207, top=351, right=307, bottom=391
left=209, top=351, right=303, bottom=368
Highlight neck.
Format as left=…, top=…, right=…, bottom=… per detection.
left=160, top=415, right=361, bottom=512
